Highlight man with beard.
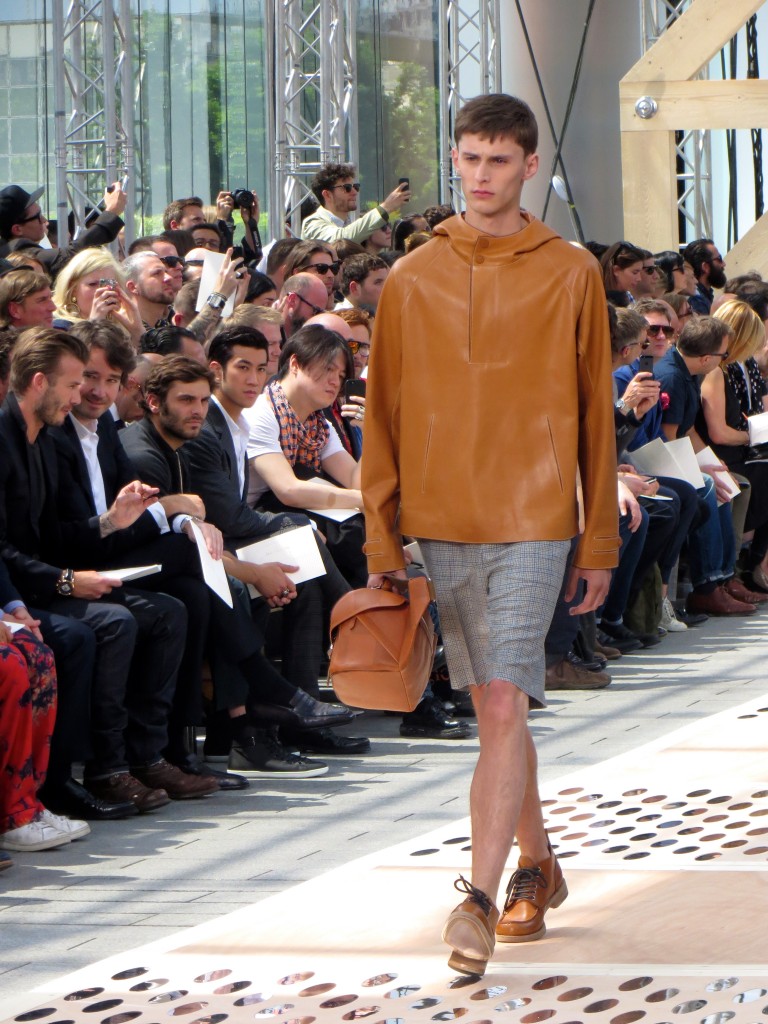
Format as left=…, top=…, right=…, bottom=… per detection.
left=122, top=251, right=179, bottom=329
left=683, top=238, right=727, bottom=315
left=274, top=272, right=329, bottom=339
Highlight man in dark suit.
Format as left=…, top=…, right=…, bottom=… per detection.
left=49, top=321, right=247, bottom=791
left=185, top=325, right=369, bottom=756
left=0, top=326, right=216, bottom=816
left=121, top=355, right=359, bottom=778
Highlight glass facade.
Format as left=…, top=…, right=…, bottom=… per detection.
left=0, top=0, right=441, bottom=237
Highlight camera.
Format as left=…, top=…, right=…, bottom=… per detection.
left=230, top=188, right=254, bottom=211
left=98, top=278, right=117, bottom=288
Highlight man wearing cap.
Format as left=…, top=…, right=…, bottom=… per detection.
left=0, top=182, right=126, bottom=278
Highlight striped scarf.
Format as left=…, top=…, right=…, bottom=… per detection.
left=266, top=379, right=329, bottom=472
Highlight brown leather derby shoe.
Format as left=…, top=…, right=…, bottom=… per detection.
left=442, top=875, right=499, bottom=976
left=724, top=577, right=768, bottom=605
left=496, top=847, right=568, bottom=943
left=686, top=585, right=756, bottom=617
left=132, top=759, right=219, bottom=799
left=86, top=771, right=170, bottom=812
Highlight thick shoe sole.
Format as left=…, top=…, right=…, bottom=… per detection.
left=497, top=877, right=569, bottom=943
left=442, top=910, right=494, bottom=976
left=0, top=834, right=72, bottom=852
left=227, top=763, right=329, bottom=778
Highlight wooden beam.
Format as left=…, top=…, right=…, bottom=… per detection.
left=724, top=214, right=768, bottom=278
left=620, top=79, right=768, bottom=131
left=621, top=130, right=678, bottom=250
left=622, top=0, right=763, bottom=83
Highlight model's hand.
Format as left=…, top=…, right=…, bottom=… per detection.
left=5, top=606, right=43, bottom=641
left=564, top=566, right=611, bottom=615
left=73, top=571, right=122, bottom=599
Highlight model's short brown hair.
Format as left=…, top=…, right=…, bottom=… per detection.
left=10, top=327, right=89, bottom=394
left=144, top=354, right=214, bottom=407
left=0, top=269, right=50, bottom=328
left=68, top=319, right=136, bottom=383
left=162, top=196, right=204, bottom=231
left=454, top=93, right=538, bottom=154
left=677, top=315, right=732, bottom=358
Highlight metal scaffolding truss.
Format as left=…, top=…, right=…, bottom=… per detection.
left=437, top=0, right=501, bottom=205
left=51, top=0, right=135, bottom=247
left=268, top=0, right=359, bottom=239
left=640, top=0, right=713, bottom=242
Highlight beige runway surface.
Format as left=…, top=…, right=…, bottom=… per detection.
left=3, top=694, right=768, bottom=1024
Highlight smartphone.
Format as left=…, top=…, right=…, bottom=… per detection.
left=98, top=278, right=117, bottom=289
left=231, top=245, right=244, bottom=261
left=345, top=378, right=367, bottom=402
left=638, top=354, right=654, bottom=375
left=398, top=177, right=410, bottom=191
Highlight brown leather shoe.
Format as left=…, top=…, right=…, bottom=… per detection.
left=724, top=577, right=768, bottom=605
left=442, top=875, right=499, bottom=976
left=132, top=759, right=219, bottom=799
left=496, top=847, right=568, bottom=943
left=686, top=585, right=756, bottom=617
left=545, top=658, right=610, bottom=690
left=86, top=772, right=170, bottom=812
left=593, top=638, right=622, bottom=660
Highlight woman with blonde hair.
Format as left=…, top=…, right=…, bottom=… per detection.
left=701, top=299, right=768, bottom=589
left=52, top=247, right=142, bottom=345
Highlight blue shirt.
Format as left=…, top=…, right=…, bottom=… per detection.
left=653, top=347, right=701, bottom=437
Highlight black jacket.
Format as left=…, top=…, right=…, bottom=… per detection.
left=0, top=394, right=65, bottom=606
left=49, top=413, right=162, bottom=567
left=0, top=212, right=124, bottom=279
left=119, top=417, right=188, bottom=497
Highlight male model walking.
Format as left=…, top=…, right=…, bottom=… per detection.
left=363, top=93, right=619, bottom=976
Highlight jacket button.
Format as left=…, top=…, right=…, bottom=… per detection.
left=477, top=238, right=490, bottom=249
left=475, top=255, right=485, bottom=264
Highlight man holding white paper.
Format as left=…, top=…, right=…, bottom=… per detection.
left=185, top=326, right=370, bottom=757
left=654, top=316, right=759, bottom=616
left=121, top=355, right=360, bottom=778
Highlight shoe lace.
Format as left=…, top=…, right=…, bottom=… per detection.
left=453, top=874, right=493, bottom=915
left=265, top=731, right=307, bottom=765
left=503, top=865, right=546, bottom=910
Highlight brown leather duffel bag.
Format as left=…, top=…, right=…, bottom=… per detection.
left=328, top=576, right=437, bottom=712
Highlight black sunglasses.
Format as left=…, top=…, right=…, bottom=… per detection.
left=331, top=182, right=361, bottom=194
left=293, top=293, right=326, bottom=316
left=158, top=255, right=183, bottom=268
left=303, top=261, right=340, bottom=275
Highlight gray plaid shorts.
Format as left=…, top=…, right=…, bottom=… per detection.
left=419, top=538, right=570, bottom=705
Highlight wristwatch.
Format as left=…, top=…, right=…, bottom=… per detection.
left=615, top=398, right=630, bottom=416
left=56, top=568, right=75, bottom=597
left=206, top=292, right=227, bottom=311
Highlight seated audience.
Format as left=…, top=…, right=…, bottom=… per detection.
left=0, top=270, right=56, bottom=330
left=683, top=238, right=727, bottom=314
left=600, top=241, right=646, bottom=302
left=336, top=253, right=388, bottom=315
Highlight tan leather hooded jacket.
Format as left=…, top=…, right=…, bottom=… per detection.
left=362, top=212, right=620, bottom=573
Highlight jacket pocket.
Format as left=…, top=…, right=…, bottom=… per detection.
left=546, top=417, right=564, bottom=494
left=421, top=415, right=435, bottom=493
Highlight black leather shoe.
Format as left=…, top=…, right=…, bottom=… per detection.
left=676, top=608, right=708, bottom=627
left=40, top=777, right=138, bottom=820
left=400, top=698, right=472, bottom=739
left=171, top=753, right=249, bottom=791
left=280, top=726, right=371, bottom=755
left=597, top=625, right=642, bottom=654
left=250, top=695, right=357, bottom=731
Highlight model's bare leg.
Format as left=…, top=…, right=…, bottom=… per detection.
left=468, top=680, right=547, bottom=900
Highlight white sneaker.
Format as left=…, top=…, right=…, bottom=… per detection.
left=660, top=596, right=688, bottom=632
left=0, top=819, right=72, bottom=852
left=38, top=808, right=90, bottom=841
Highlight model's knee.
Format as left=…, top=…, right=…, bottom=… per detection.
left=477, top=679, right=529, bottom=732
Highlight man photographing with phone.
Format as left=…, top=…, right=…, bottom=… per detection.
left=301, top=163, right=411, bottom=245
